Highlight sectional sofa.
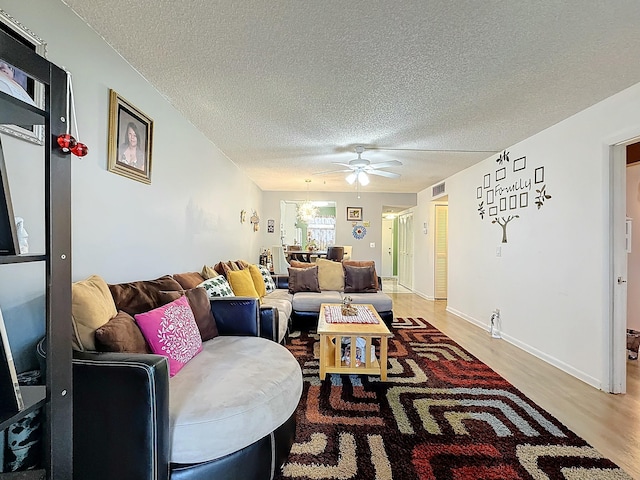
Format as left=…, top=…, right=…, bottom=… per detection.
left=67, top=272, right=302, bottom=480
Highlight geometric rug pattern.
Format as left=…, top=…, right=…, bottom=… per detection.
left=275, top=317, right=631, bottom=480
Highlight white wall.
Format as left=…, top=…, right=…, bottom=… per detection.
left=414, top=81, right=640, bottom=390
left=627, top=163, right=640, bottom=331
left=0, top=0, right=264, bottom=369
left=261, top=191, right=416, bottom=266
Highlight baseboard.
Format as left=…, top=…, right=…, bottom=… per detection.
left=445, top=306, right=602, bottom=390
left=414, top=290, right=434, bottom=301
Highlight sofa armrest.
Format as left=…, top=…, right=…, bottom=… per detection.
left=209, top=297, right=261, bottom=337
left=72, top=351, right=170, bottom=480
left=259, top=305, right=280, bottom=343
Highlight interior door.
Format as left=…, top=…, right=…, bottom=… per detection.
left=398, top=212, right=414, bottom=289
left=381, top=218, right=394, bottom=277
left=434, top=204, right=448, bottom=299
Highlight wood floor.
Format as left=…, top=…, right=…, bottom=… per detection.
left=388, top=289, right=640, bottom=479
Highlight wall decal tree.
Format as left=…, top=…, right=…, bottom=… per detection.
left=492, top=215, right=519, bottom=243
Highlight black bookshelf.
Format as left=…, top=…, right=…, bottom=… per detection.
left=0, top=28, right=72, bottom=479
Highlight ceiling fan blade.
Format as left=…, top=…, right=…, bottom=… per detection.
left=313, top=168, right=352, bottom=175
left=367, top=169, right=401, bottom=179
left=369, top=160, right=403, bottom=168
left=332, top=162, right=355, bottom=168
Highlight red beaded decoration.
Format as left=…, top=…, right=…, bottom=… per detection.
left=70, top=142, right=88, bottom=157
left=56, top=133, right=77, bottom=153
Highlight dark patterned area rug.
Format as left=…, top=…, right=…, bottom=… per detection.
left=275, top=317, right=631, bottom=480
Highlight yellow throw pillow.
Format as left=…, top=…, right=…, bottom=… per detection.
left=316, top=258, right=345, bottom=291
left=226, top=268, right=260, bottom=299
left=201, top=264, right=219, bottom=279
left=71, top=275, right=118, bottom=351
left=248, top=264, right=267, bottom=297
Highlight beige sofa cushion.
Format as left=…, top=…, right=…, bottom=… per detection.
left=169, top=336, right=302, bottom=463
left=71, top=275, right=118, bottom=352
left=316, top=258, right=345, bottom=291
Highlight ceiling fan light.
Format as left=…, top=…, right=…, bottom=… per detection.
left=358, top=171, right=370, bottom=186
left=346, top=173, right=357, bottom=184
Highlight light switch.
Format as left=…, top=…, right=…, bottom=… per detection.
left=370, top=242, right=375, bottom=248
left=496, top=246, right=502, bottom=257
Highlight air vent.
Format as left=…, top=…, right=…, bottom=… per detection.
left=432, top=182, right=446, bottom=197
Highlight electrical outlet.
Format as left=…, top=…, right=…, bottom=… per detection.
left=370, top=242, right=375, bottom=248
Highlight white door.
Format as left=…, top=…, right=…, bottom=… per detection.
left=610, top=141, right=634, bottom=393
left=398, top=212, right=414, bottom=289
left=381, top=218, right=394, bottom=277
left=434, top=205, right=448, bottom=299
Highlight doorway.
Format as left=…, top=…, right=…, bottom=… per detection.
left=381, top=217, right=394, bottom=277
left=398, top=212, right=414, bottom=289
left=610, top=136, right=640, bottom=394
left=434, top=204, right=448, bottom=300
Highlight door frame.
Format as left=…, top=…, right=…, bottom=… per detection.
left=608, top=131, right=640, bottom=393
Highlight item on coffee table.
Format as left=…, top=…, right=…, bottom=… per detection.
left=341, top=295, right=357, bottom=316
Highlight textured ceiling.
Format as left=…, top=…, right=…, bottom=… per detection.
left=63, top=0, right=640, bottom=193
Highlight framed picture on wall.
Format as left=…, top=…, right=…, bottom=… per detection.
left=0, top=9, right=46, bottom=145
left=347, top=207, right=362, bottom=221
left=107, top=89, right=154, bottom=184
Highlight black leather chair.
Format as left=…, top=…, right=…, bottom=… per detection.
left=326, top=246, right=344, bottom=262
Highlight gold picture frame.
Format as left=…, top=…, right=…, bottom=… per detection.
left=107, top=89, right=153, bottom=184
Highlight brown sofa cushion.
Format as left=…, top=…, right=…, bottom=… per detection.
left=173, top=272, right=206, bottom=289
left=213, top=261, right=240, bottom=277
left=235, top=259, right=250, bottom=269
left=94, top=311, right=151, bottom=354
left=158, top=288, right=219, bottom=341
left=290, top=260, right=315, bottom=269
left=342, top=260, right=379, bottom=290
left=288, top=266, right=321, bottom=293
left=343, top=265, right=378, bottom=293
left=109, top=275, right=183, bottom=316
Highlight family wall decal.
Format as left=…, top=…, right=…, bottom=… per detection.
left=476, top=153, right=552, bottom=243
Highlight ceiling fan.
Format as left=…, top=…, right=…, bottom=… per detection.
left=314, top=146, right=402, bottom=186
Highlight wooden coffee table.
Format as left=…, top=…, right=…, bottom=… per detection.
left=318, top=303, right=392, bottom=381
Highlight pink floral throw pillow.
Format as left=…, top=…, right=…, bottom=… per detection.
left=134, top=295, right=203, bottom=377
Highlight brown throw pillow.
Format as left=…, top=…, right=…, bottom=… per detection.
left=235, top=259, right=250, bottom=269
left=290, top=260, right=314, bottom=269
left=108, top=275, right=183, bottom=316
left=288, top=266, right=321, bottom=294
left=213, top=261, right=239, bottom=277
left=343, top=265, right=378, bottom=293
left=94, top=311, right=151, bottom=354
left=157, top=288, right=219, bottom=341
left=342, top=260, right=379, bottom=290
left=173, top=272, right=206, bottom=289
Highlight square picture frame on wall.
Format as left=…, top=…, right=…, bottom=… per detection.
left=346, top=207, right=362, bottom=221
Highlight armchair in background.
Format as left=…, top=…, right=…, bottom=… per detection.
left=271, top=245, right=290, bottom=274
